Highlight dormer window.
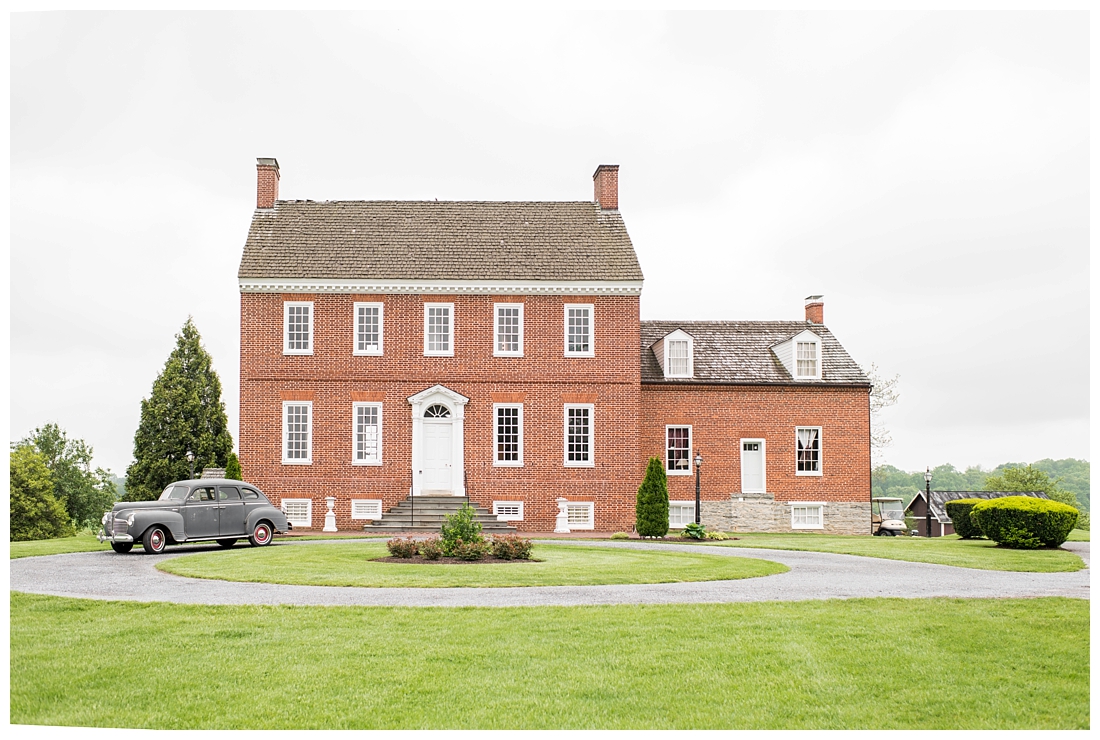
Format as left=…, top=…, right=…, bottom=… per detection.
left=796, top=341, right=818, bottom=378
left=772, top=329, right=822, bottom=381
left=653, top=329, right=694, bottom=379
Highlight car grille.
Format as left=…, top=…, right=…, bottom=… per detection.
left=111, top=518, right=128, bottom=536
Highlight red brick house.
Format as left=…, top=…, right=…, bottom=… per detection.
left=238, top=159, right=871, bottom=534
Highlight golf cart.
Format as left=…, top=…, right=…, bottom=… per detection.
left=871, top=497, right=907, bottom=536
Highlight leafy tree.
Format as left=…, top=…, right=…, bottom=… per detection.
left=1021, top=458, right=1089, bottom=513
left=225, top=452, right=242, bottom=481
left=125, top=318, right=233, bottom=501
left=18, top=423, right=117, bottom=528
left=636, top=457, right=670, bottom=538
left=10, top=444, right=74, bottom=541
left=984, top=464, right=1081, bottom=510
left=863, top=363, right=899, bottom=466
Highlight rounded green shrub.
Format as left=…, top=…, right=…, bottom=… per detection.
left=970, top=496, right=1078, bottom=549
left=944, top=498, right=986, bottom=539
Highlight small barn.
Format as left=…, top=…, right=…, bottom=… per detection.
left=905, top=491, right=1050, bottom=537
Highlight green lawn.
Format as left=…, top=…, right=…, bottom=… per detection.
left=156, top=542, right=787, bottom=587
left=9, top=533, right=111, bottom=559
left=704, top=532, right=1087, bottom=572
left=10, top=593, right=1088, bottom=729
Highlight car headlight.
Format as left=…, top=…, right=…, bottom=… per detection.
left=126, top=514, right=136, bottom=526
left=101, top=512, right=111, bottom=525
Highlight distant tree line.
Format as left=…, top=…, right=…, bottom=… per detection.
left=873, top=458, right=1090, bottom=513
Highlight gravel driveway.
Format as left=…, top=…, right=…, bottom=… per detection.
left=10, top=539, right=1089, bottom=608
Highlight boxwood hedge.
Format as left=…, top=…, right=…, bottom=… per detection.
left=970, top=496, right=1078, bottom=549
left=944, top=498, right=986, bottom=539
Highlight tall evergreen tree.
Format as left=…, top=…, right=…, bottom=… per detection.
left=636, top=456, right=670, bottom=538
left=125, top=318, right=233, bottom=501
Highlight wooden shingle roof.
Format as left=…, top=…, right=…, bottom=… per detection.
left=640, top=321, right=869, bottom=385
left=239, top=200, right=643, bottom=282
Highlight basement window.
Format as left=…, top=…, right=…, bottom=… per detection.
left=351, top=499, right=383, bottom=520
left=566, top=502, right=594, bottom=530
left=790, top=503, right=824, bottom=530
left=493, top=501, right=524, bottom=521
left=282, top=498, right=313, bottom=528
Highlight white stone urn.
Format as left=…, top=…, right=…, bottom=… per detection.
left=554, top=497, right=571, bottom=534
left=323, top=496, right=338, bottom=532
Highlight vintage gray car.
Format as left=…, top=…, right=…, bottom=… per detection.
left=98, top=479, right=292, bottom=554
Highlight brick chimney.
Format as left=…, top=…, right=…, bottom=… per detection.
left=593, top=164, right=619, bottom=211
left=805, top=295, right=824, bottom=324
left=256, top=157, right=280, bottom=209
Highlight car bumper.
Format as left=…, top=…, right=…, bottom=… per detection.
left=97, top=530, right=134, bottom=544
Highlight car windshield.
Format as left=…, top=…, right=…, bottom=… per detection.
left=159, top=485, right=189, bottom=501
left=882, top=507, right=905, bottom=520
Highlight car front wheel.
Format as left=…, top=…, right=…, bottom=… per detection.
left=142, top=526, right=168, bottom=554
left=216, top=539, right=237, bottom=549
left=111, top=542, right=134, bottom=554
left=249, top=521, right=273, bottom=547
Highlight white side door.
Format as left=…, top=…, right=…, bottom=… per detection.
left=422, top=422, right=453, bottom=492
left=741, top=439, right=766, bottom=493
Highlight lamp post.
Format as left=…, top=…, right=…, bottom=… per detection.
left=924, top=467, right=932, bottom=538
left=694, top=452, right=703, bottom=525
left=186, top=450, right=195, bottom=480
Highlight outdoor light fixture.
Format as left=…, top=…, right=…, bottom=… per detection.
left=694, top=453, right=703, bottom=525
left=924, top=466, right=932, bottom=538
left=186, top=450, right=195, bottom=480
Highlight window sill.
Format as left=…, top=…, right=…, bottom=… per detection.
left=667, top=469, right=693, bottom=476
left=353, top=350, right=384, bottom=357
left=493, top=461, right=524, bottom=468
left=564, top=461, right=595, bottom=468
left=564, top=352, right=595, bottom=358
left=281, top=460, right=313, bottom=466
left=493, top=352, right=525, bottom=358
left=423, top=351, right=454, bottom=357
left=352, top=460, right=383, bottom=467
left=795, top=471, right=823, bottom=477
left=283, top=350, right=314, bottom=356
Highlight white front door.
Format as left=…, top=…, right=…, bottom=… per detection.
left=741, top=439, right=766, bottom=493
left=422, top=422, right=453, bottom=493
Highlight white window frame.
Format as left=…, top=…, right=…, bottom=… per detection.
left=282, top=498, right=313, bottom=528
left=669, top=501, right=697, bottom=529
left=350, top=499, right=383, bottom=520
left=493, top=303, right=524, bottom=357
left=790, top=502, right=826, bottom=530
left=565, top=501, right=595, bottom=530
left=351, top=402, right=383, bottom=466
left=423, top=302, right=455, bottom=357
left=665, top=424, right=693, bottom=476
left=353, top=302, right=384, bottom=356
left=563, top=304, right=595, bottom=357
left=795, top=338, right=822, bottom=380
left=563, top=403, right=595, bottom=467
left=282, top=401, right=313, bottom=465
left=493, top=403, right=524, bottom=467
left=283, top=301, right=314, bottom=355
left=664, top=333, right=694, bottom=378
left=795, top=426, right=822, bottom=477
left=740, top=437, right=766, bottom=494
left=492, top=501, right=524, bottom=522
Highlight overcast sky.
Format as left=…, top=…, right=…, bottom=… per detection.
left=10, top=10, right=1090, bottom=477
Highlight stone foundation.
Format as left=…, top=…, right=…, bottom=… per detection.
left=701, top=494, right=871, bottom=535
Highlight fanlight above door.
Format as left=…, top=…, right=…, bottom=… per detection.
left=424, top=404, right=451, bottom=418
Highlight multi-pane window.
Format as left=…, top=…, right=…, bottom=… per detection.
left=667, top=340, right=691, bottom=376
left=669, top=502, right=696, bottom=528
left=353, top=403, right=382, bottom=465
left=424, top=303, right=454, bottom=356
left=494, top=404, right=523, bottom=466
left=796, top=341, right=818, bottom=378
left=565, top=304, right=594, bottom=356
left=666, top=425, right=692, bottom=475
left=284, top=302, right=313, bottom=354
left=354, top=303, right=383, bottom=355
left=791, top=504, right=824, bottom=529
left=796, top=427, right=821, bottom=475
left=564, top=404, right=593, bottom=466
left=282, top=402, right=312, bottom=464
left=494, top=304, right=523, bottom=356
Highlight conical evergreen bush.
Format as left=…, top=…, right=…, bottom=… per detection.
left=636, top=456, right=670, bottom=538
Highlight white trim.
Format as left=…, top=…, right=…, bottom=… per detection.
left=563, top=304, right=595, bottom=357
left=240, top=278, right=644, bottom=296
left=492, top=501, right=524, bottom=521
left=565, top=501, right=595, bottom=530
left=492, top=403, right=524, bottom=467
left=283, top=301, right=314, bottom=355
left=563, top=403, right=595, bottom=467
left=739, top=437, right=766, bottom=494
left=281, top=498, right=313, bottom=527
left=282, top=401, right=313, bottom=465
left=668, top=500, right=697, bottom=529
left=407, top=385, right=469, bottom=496
left=423, top=302, right=455, bottom=357
left=795, top=426, right=823, bottom=476
left=493, top=303, right=524, bottom=357
left=661, top=329, right=694, bottom=378
left=351, top=402, right=383, bottom=466
left=789, top=501, right=826, bottom=530
left=350, top=499, right=383, bottom=520
left=665, top=424, right=693, bottom=476
left=353, top=302, right=384, bottom=356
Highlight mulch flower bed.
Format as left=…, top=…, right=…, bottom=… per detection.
left=372, top=555, right=543, bottom=565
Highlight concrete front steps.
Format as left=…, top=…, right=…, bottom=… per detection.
left=367, top=495, right=517, bottom=534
